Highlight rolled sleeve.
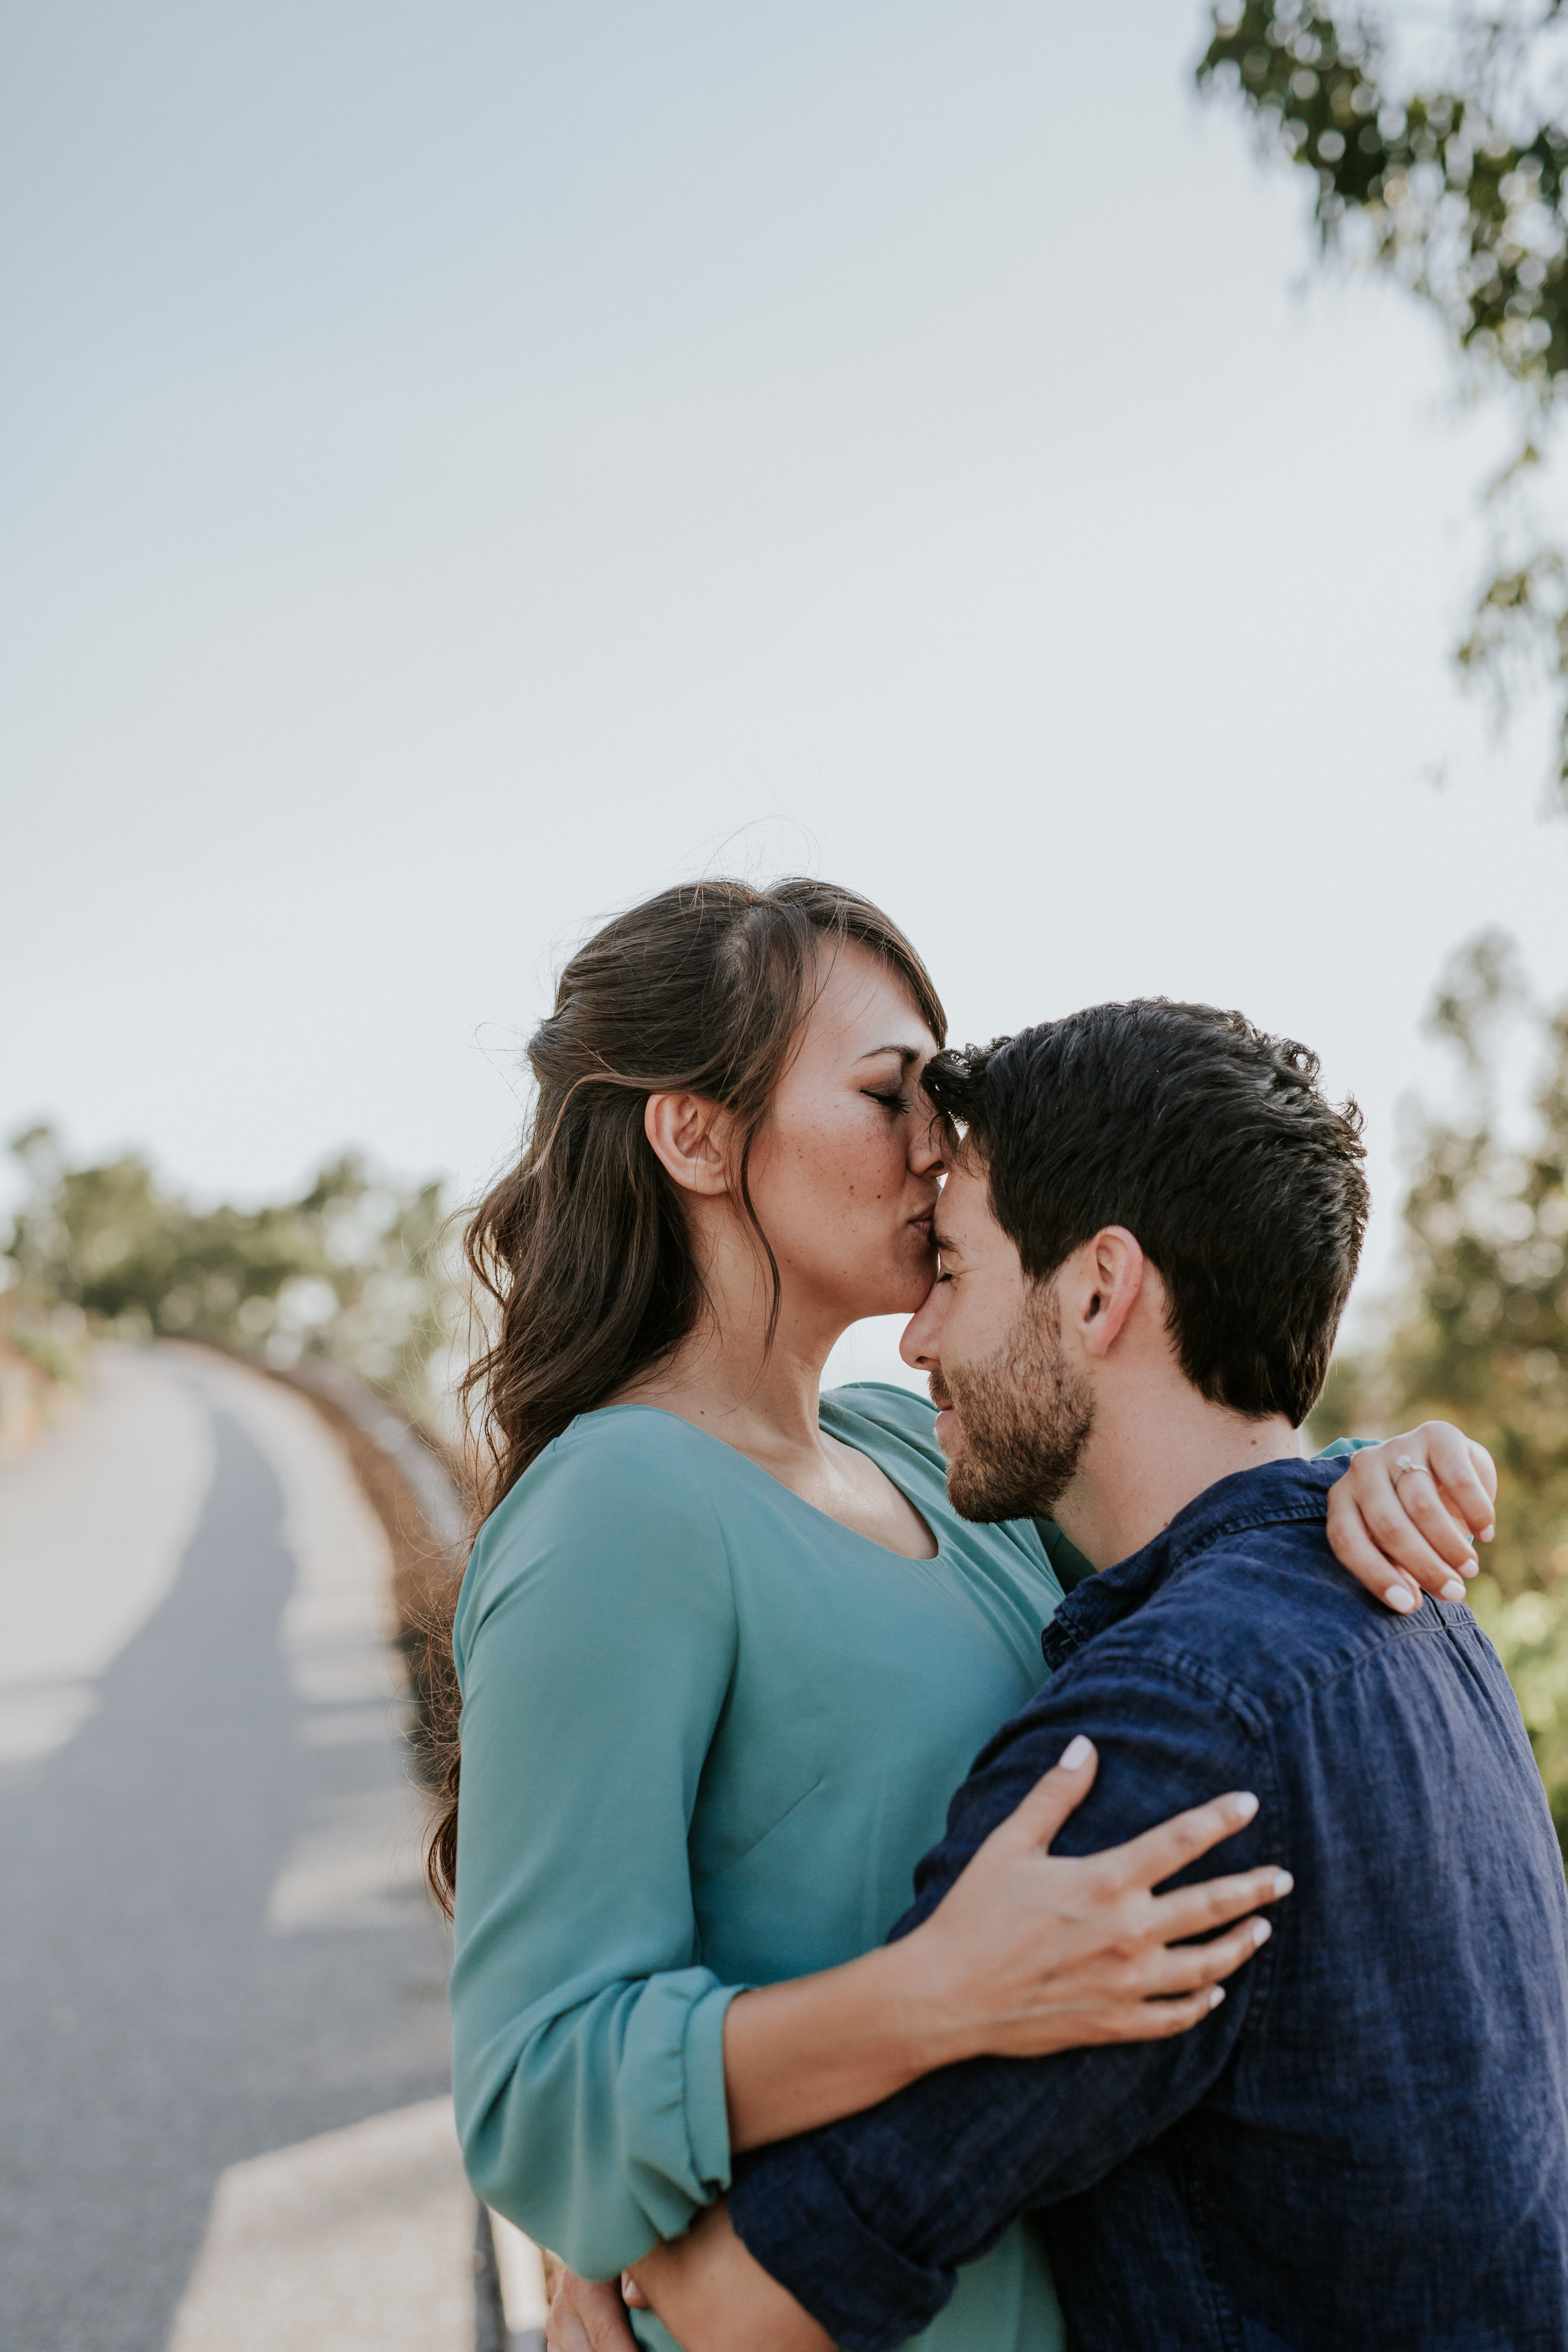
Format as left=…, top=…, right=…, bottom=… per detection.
left=617, top=1971, right=743, bottom=2242
left=679, top=1976, right=739, bottom=2193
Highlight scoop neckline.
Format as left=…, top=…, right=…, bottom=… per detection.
left=583, top=1400, right=943, bottom=1567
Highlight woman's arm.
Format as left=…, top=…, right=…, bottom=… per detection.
left=722, top=1735, right=1284, bottom=2150
left=449, top=1438, right=744, bottom=2280
left=1325, top=1421, right=1496, bottom=1609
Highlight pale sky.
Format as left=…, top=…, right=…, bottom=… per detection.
left=6, top=0, right=1568, bottom=1389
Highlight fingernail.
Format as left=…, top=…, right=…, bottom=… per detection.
left=1230, top=1791, right=1258, bottom=1823
left=1252, top=1918, right=1272, bottom=1947
left=1271, top=1870, right=1294, bottom=1897
left=1059, top=1735, right=1093, bottom=1771
left=1481, top=1524, right=1495, bottom=1543
left=1209, top=1985, right=1226, bottom=2008
left=1384, top=1584, right=1419, bottom=1613
left=1441, top=1578, right=1466, bottom=1604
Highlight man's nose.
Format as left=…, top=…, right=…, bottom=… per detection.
left=901, top=1292, right=941, bottom=1372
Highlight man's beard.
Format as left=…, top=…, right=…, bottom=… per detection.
left=933, top=1288, right=1094, bottom=1523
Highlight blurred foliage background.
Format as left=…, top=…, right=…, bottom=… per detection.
left=0, top=1127, right=458, bottom=1444
left=1199, top=0, right=1568, bottom=793
left=1201, top=0, right=1568, bottom=1851
left=1313, top=931, right=1568, bottom=1851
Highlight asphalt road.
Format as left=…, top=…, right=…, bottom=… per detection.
left=0, top=1347, right=467, bottom=2352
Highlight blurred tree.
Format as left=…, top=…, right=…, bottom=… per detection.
left=1197, top=2, right=1568, bottom=795
left=1, top=1128, right=455, bottom=1417
left=1315, top=931, right=1568, bottom=1848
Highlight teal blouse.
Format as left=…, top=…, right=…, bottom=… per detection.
left=449, top=1384, right=1362, bottom=2352
left=451, top=1384, right=1073, bottom=2351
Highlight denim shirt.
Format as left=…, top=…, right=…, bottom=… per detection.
left=729, top=1459, right=1568, bottom=2351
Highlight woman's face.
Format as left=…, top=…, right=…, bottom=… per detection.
left=743, top=941, right=945, bottom=1329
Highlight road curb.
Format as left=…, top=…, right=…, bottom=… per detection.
left=181, top=1345, right=555, bottom=2352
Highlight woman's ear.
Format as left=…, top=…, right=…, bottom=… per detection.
left=644, top=1092, right=734, bottom=1197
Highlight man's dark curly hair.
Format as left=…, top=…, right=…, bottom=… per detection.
left=922, top=1000, right=1369, bottom=1428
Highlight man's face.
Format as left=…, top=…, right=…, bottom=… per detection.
left=902, top=1158, right=1094, bottom=1522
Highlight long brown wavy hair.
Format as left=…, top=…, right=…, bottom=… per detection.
left=425, top=876, right=946, bottom=1915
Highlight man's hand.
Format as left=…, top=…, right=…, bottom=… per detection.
left=630, top=2200, right=833, bottom=2352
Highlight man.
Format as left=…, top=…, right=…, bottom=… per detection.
left=634, top=1001, right=1568, bottom=2351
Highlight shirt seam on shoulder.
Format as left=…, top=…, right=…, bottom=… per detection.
left=1047, top=1635, right=1273, bottom=1741
left=1258, top=1606, right=1489, bottom=1732
left=1056, top=1591, right=1491, bottom=1748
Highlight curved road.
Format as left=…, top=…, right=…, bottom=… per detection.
left=0, top=1346, right=470, bottom=2352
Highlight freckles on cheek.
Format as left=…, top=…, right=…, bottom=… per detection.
left=782, top=1106, right=904, bottom=1229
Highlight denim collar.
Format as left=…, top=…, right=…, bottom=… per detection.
left=1041, top=1455, right=1346, bottom=1669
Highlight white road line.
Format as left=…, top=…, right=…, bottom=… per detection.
left=265, top=1782, right=433, bottom=1935
left=166, top=2098, right=473, bottom=2352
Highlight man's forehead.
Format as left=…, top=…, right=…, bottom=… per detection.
left=934, top=1162, right=1003, bottom=1254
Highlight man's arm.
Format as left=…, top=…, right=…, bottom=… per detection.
left=712, top=1644, right=1276, bottom=2352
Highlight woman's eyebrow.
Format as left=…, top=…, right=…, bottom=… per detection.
left=931, top=1226, right=960, bottom=1258
left=855, top=1044, right=924, bottom=1064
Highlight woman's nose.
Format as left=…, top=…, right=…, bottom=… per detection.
left=909, top=1113, right=948, bottom=1174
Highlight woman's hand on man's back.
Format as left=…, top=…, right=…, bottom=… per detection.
left=1325, top=1422, right=1496, bottom=1613
left=903, top=1734, right=1290, bottom=2060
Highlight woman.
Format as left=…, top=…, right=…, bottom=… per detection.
left=439, top=879, right=1492, bottom=2352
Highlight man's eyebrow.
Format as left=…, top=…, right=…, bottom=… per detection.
left=931, top=1226, right=960, bottom=1257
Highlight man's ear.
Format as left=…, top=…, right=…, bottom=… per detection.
left=644, top=1091, right=734, bottom=1197
left=1060, top=1227, right=1146, bottom=1360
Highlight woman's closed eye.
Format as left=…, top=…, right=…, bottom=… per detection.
left=863, top=1088, right=914, bottom=1115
